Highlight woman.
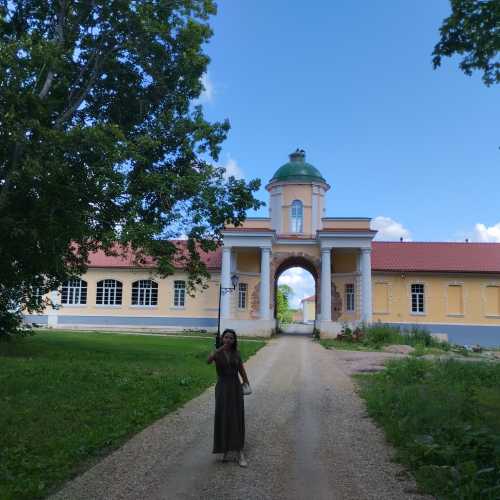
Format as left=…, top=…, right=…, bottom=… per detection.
left=207, top=328, right=250, bottom=467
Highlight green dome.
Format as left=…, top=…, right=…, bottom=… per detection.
left=270, top=149, right=325, bottom=184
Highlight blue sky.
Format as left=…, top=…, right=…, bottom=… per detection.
left=200, top=0, right=499, bottom=245
left=197, top=1, right=499, bottom=307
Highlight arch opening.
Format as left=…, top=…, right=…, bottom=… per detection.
left=274, top=259, right=317, bottom=335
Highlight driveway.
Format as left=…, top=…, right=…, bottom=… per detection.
left=52, top=336, right=429, bottom=500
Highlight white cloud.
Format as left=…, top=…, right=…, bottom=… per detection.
left=371, top=216, right=412, bottom=241
left=473, top=222, right=500, bottom=242
left=277, top=267, right=315, bottom=309
left=221, top=156, right=244, bottom=180
left=198, top=72, right=214, bottom=103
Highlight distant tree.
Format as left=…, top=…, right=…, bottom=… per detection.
left=0, top=0, right=264, bottom=338
left=276, top=284, right=294, bottom=324
left=433, top=0, right=500, bottom=86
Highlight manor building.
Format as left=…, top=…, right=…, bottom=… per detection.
left=27, top=150, right=500, bottom=345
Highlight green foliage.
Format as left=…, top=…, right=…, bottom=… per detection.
left=0, top=1, right=264, bottom=336
left=0, top=331, right=264, bottom=499
left=358, top=359, right=500, bottom=498
left=322, top=322, right=450, bottom=352
left=433, top=0, right=500, bottom=86
left=276, top=284, right=293, bottom=324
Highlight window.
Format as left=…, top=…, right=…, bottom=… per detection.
left=447, top=285, right=463, bottom=315
left=291, top=200, right=303, bottom=233
left=96, top=279, right=123, bottom=306
left=485, top=286, right=500, bottom=316
left=374, top=282, right=390, bottom=314
left=61, top=279, right=87, bottom=305
left=411, top=284, right=425, bottom=313
left=173, top=280, right=186, bottom=308
left=345, top=284, right=355, bottom=312
left=131, top=280, right=158, bottom=306
left=238, top=283, right=248, bottom=309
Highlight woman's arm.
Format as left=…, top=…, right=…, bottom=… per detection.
left=238, top=361, right=250, bottom=385
left=207, top=346, right=224, bottom=364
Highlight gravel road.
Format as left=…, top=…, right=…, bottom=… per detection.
left=52, top=336, right=430, bottom=500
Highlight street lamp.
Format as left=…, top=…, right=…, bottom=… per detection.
left=216, top=273, right=239, bottom=348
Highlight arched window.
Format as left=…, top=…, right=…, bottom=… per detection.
left=61, top=279, right=87, bottom=305
left=96, top=279, right=123, bottom=305
left=291, top=200, right=303, bottom=233
left=131, top=280, right=158, bottom=306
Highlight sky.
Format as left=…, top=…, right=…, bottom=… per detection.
left=198, top=1, right=499, bottom=305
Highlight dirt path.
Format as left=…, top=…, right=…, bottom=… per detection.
left=52, top=337, right=429, bottom=500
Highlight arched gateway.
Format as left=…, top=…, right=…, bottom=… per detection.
left=221, top=149, right=376, bottom=338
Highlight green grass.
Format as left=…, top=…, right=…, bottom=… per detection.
left=0, top=331, right=264, bottom=500
left=356, top=358, right=500, bottom=499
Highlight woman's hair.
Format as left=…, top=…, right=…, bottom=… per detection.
left=221, top=328, right=238, bottom=351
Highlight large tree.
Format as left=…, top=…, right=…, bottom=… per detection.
left=433, top=0, right=500, bottom=86
left=0, top=0, right=263, bottom=336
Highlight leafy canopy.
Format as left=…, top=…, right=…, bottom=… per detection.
left=0, top=0, right=264, bottom=335
left=276, top=284, right=294, bottom=324
left=433, top=0, right=500, bottom=86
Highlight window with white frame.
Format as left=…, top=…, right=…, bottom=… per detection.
left=411, top=284, right=425, bottom=313
left=345, top=283, right=355, bottom=312
left=131, top=280, right=158, bottom=306
left=238, top=283, right=248, bottom=309
left=61, top=279, right=87, bottom=305
left=173, top=280, right=186, bottom=307
left=291, top=200, right=303, bottom=233
left=96, top=279, right=123, bottom=305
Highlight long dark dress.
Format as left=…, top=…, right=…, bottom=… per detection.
left=212, top=349, right=245, bottom=453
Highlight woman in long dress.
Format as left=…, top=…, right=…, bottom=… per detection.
left=207, top=328, right=250, bottom=467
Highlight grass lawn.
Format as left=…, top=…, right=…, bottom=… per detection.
left=357, top=358, right=500, bottom=499
left=0, top=331, right=265, bottom=500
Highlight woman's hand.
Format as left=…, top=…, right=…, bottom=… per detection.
left=207, top=345, right=225, bottom=364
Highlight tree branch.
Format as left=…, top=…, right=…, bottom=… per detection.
left=37, top=0, right=66, bottom=100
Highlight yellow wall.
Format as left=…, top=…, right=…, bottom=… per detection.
left=372, top=273, right=500, bottom=326
left=272, top=244, right=320, bottom=258
left=333, top=274, right=360, bottom=322
left=332, top=251, right=357, bottom=273
left=226, top=218, right=271, bottom=230
left=236, top=249, right=260, bottom=273
left=281, top=184, right=312, bottom=235
left=48, top=268, right=221, bottom=318
left=230, top=275, right=260, bottom=320
left=304, top=300, right=315, bottom=321
left=322, top=219, right=371, bottom=230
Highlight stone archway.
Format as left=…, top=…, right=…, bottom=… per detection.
left=271, top=252, right=321, bottom=320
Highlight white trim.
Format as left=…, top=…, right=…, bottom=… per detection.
left=318, top=234, right=375, bottom=249
left=222, top=234, right=275, bottom=248
left=409, top=281, right=426, bottom=315
left=275, top=239, right=317, bottom=245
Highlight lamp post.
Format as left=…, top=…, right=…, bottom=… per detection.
left=216, top=273, right=239, bottom=348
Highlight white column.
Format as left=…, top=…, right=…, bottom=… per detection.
left=221, top=246, right=232, bottom=319
left=260, top=247, right=271, bottom=320
left=360, top=248, right=373, bottom=323
left=321, top=248, right=332, bottom=321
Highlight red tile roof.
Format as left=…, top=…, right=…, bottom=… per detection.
left=301, top=295, right=316, bottom=303
left=372, top=242, right=500, bottom=274
left=87, top=242, right=222, bottom=270
left=86, top=241, right=500, bottom=274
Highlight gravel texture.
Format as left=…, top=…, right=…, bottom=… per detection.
left=51, top=336, right=430, bottom=500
